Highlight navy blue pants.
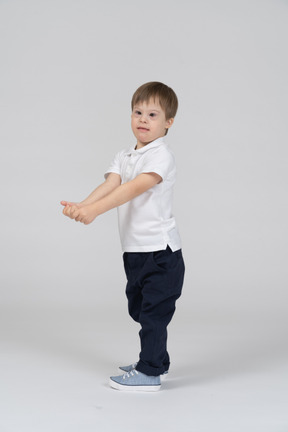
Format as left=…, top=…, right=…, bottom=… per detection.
left=123, top=246, right=185, bottom=376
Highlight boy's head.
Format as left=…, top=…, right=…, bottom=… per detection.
left=131, top=82, right=178, bottom=148
left=131, top=81, right=178, bottom=126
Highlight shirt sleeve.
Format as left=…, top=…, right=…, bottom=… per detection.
left=139, top=147, right=176, bottom=182
left=104, top=151, right=122, bottom=179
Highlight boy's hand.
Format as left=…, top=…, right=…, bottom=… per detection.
left=61, top=201, right=80, bottom=220
left=62, top=203, right=97, bottom=225
left=62, top=203, right=79, bottom=219
left=73, top=205, right=98, bottom=225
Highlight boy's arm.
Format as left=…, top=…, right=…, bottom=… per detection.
left=61, top=173, right=121, bottom=208
left=66, top=172, right=161, bottom=224
left=79, top=173, right=121, bottom=205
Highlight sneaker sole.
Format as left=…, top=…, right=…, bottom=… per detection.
left=109, top=379, right=161, bottom=392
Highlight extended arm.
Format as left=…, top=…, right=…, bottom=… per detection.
left=64, top=172, right=161, bottom=224
left=61, top=173, right=121, bottom=208
left=80, top=173, right=121, bottom=205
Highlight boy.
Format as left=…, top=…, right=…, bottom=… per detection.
left=61, top=81, right=185, bottom=392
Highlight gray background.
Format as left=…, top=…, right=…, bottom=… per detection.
left=0, top=0, right=287, bottom=431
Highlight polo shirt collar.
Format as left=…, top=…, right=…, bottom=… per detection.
left=125, top=137, right=166, bottom=156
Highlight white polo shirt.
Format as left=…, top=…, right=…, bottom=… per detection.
left=104, top=137, right=182, bottom=253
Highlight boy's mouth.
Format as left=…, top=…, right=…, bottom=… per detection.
left=137, top=127, right=149, bottom=131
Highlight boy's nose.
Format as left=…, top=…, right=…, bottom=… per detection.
left=140, top=114, right=147, bottom=122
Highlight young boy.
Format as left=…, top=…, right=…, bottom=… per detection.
left=61, top=82, right=185, bottom=392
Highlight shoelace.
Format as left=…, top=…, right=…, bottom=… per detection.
left=123, top=369, right=139, bottom=380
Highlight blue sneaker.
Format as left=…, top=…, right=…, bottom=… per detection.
left=119, top=362, right=169, bottom=380
left=110, top=369, right=161, bottom=392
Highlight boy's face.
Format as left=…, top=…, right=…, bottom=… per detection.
left=131, top=98, right=174, bottom=149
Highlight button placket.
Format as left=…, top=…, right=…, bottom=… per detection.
left=125, top=153, right=138, bottom=181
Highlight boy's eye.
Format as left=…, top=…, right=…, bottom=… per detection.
left=135, top=110, right=141, bottom=115
left=149, top=113, right=156, bottom=117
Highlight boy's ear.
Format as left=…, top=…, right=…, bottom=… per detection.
left=166, top=118, right=174, bottom=129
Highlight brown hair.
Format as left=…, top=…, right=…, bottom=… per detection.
left=131, top=81, right=178, bottom=120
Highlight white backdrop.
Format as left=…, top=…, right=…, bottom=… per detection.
left=1, top=2, right=288, bottom=431
left=1, top=0, right=287, bottom=323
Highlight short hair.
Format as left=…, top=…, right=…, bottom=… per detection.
left=131, top=81, right=178, bottom=120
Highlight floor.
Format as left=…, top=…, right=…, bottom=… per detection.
left=0, top=307, right=287, bottom=432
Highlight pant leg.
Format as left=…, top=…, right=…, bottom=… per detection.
left=124, top=247, right=185, bottom=377
left=124, top=253, right=171, bottom=371
left=137, top=247, right=185, bottom=376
